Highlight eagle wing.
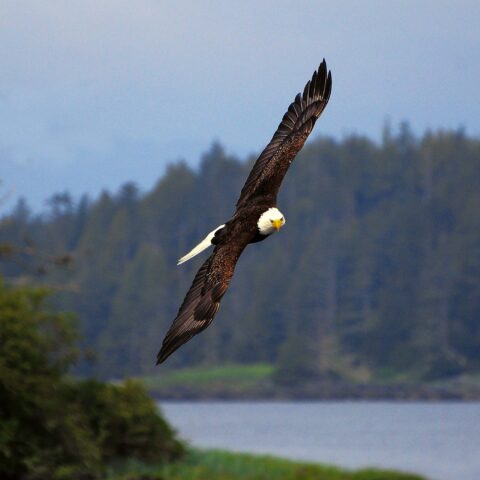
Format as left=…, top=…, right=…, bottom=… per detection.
left=236, top=60, right=332, bottom=210
left=157, top=242, right=244, bottom=364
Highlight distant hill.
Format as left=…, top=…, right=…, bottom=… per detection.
left=1, top=125, right=479, bottom=385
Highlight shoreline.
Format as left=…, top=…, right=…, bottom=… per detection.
left=147, top=380, right=480, bottom=401
left=137, top=364, right=480, bottom=402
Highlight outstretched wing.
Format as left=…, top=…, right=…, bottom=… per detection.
left=157, top=243, right=243, bottom=364
left=236, top=59, right=332, bottom=210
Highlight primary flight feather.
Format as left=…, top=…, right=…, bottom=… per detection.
left=157, top=60, right=332, bottom=364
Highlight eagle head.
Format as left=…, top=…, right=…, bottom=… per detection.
left=257, top=207, right=286, bottom=235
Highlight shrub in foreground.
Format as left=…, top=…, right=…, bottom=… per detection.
left=0, top=279, right=184, bottom=480
left=69, top=379, right=185, bottom=464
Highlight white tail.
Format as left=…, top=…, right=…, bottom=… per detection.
left=177, top=224, right=225, bottom=265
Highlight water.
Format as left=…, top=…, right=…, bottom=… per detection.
left=160, top=401, right=480, bottom=480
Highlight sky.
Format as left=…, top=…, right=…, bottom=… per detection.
left=1, top=0, right=479, bottom=213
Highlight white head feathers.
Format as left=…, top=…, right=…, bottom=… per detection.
left=257, top=207, right=286, bottom=236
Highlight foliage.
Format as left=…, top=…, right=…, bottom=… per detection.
left=68, top=379, right=185, bottom=464
left=1, top=127, right=480, bottom=383
left=0, top=279, right=93, bottom=480
left=106, top=449, right=427, bottom=480
left=0, top=279, right=184, bottom=479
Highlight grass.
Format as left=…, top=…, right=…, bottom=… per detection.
left=139, top=363, right=274, bottom=390
left=137, top=362, right=480, bottom=400
left=107, top=449, right=427, bottom=480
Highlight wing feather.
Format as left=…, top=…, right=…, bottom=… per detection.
left=236, top=60, right=332, bottom=209
left=156, top=244, right=241, bottom=364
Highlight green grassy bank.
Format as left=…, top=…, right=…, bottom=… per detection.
left=108, top=449, right=427, bottom=480
left=141, top=363, right=273, bottom=393
left=139, top=363, right=480, bottom=400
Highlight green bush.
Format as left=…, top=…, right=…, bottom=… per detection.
left=0, top=279, right=184, bottom=480
left=68, top=379, right=185, bottom=463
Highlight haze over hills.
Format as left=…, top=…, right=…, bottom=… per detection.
left=1, top=126, right=479, bottom=388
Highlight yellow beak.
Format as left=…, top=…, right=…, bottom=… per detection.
left=272, top=219, right=283, bottom=231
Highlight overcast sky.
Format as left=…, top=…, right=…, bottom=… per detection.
left=1, top=1, right=479, bottom=212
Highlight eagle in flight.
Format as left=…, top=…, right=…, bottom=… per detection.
left=157, top=60, right=332, bottom=364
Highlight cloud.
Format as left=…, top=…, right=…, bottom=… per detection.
left=0, top=0, right=479, bottom=211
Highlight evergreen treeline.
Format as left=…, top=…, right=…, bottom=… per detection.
left=1, top=125, right=479, bottom=381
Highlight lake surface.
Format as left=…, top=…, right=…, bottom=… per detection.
left=160, top=401, right=480, bottom=480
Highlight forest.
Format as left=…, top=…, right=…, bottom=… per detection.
left=1, top=124, right=479, bottom=385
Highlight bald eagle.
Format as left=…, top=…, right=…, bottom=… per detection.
left=157, top=60, right=332, bottom=364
